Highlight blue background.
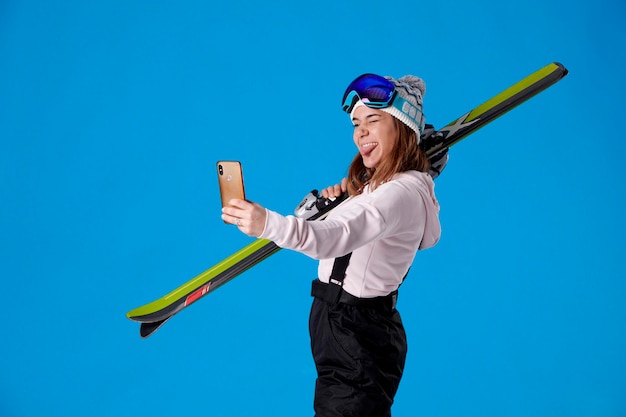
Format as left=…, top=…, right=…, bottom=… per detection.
left=1, top=1, right=625, bottom=416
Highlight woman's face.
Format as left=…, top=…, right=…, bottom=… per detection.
left=352, top=106, right=398, bottom=169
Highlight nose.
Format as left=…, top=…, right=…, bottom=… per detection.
left=354, top=124, right=368, bottom=138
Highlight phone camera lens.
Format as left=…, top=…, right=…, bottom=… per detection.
left=218, top=165, right=223, bottom=175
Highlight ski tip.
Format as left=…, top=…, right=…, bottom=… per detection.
left=551, top=61, right=569, bottom=77
left=139, top=319, right=168, bottom=338
left=126, top=302, right=163, bottom=322
left=126, top=310, right=145, bottom=322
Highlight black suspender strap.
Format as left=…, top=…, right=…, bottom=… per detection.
left=311, top=252, right=403, bottom=311
left=329, top=253, right=352, bottom=285
left=326, top=252, right=352, bottom=304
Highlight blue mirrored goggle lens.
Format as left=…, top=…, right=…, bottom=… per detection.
left=341, top=74, right=396, bottom=113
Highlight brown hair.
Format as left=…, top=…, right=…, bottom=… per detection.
left=347, top=118, right=430, bottom=196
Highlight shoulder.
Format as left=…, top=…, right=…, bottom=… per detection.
left=377, top=171, right=436, bottom=201
left=358, top=171, right=434, bottom=215
left=376, top=171, right=440, bottom=215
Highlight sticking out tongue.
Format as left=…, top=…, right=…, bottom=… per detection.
left=361, top=143, right=378, bottom=157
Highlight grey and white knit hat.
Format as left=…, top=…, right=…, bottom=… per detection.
left=351, top=75, right=426, bottom=143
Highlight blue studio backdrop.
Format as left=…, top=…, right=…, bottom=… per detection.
left=1, top=1, right=625, bottom=416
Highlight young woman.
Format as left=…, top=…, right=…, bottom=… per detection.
left=221, top=73, right=441, bottom=417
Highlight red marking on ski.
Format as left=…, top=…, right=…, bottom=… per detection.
left=185, top=283, right=212, bottom=306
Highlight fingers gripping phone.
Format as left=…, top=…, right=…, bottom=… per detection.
left=217, top=161, right=245, bottom=212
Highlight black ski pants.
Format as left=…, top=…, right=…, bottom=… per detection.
left=309, top=289, right=407, bottom=417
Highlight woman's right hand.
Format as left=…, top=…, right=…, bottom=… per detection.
left=321, top=177, right=348, bottom=199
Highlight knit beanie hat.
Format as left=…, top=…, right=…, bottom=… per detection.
left=351, top=75, right=426, bottom=143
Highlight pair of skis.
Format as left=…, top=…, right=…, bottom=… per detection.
left=127, top=62, right=569, bottom=338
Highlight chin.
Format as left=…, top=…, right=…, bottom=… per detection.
left=363, top=160, right=379, bottom=169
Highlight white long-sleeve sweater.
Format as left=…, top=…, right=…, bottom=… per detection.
left=259, top=170, right=441, bottom=298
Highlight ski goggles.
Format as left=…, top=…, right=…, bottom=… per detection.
left=341, top=73, right=397, bottom=114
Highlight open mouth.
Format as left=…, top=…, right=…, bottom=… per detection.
left=360, top=142, right=378, bottom=156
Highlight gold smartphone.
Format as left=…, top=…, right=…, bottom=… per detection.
left=217, top=161, right=245, bottom=210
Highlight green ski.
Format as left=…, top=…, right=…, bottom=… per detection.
left=127, top=62, right=568, bottom=338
